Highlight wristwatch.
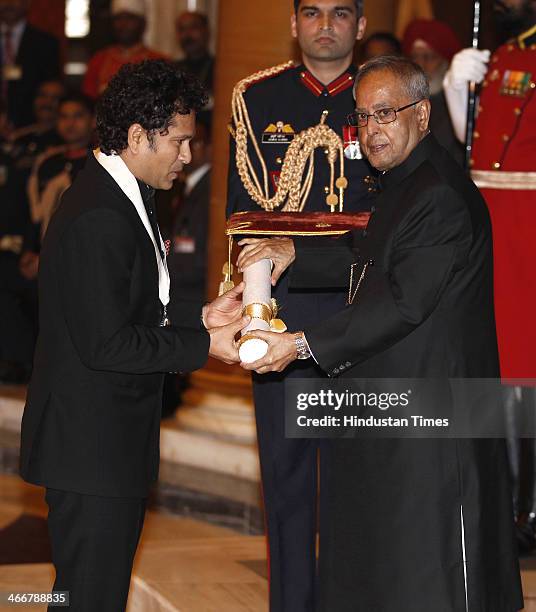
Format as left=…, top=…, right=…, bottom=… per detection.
left=294, top=332, right=311, bottom=360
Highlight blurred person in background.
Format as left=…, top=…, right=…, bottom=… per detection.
left=167, top=119, right=211, bottom=324
left=175, top=11, right=214, bottom=93
left=175, top=11, right=214, bottom=126
left=403, top=18, right=464, bottom=164
left=0, top=98, right=33, bottom=384
left=26, top=92, right=95, bottom=245
left=82, top=0, right=166, bottom=99
left=0, top=93, right=96, bottom=383
left=158, top=118, right=212, bottom=417
left=0, top=0, right=61, bottom=128
left=0, top=81, right=67, bottom=382
left=8, top=78, right=64, bottom=171
left=360, top=31, right=402, bottom=62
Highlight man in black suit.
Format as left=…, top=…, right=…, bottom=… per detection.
left=20, top=60, right=249, bottom=612
left=0, top=0, right=61, bottom=128
left=237, top=57, right=523, bottom=610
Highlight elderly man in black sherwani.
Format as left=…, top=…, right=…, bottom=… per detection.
left=237, top=56, right=523, bottom=612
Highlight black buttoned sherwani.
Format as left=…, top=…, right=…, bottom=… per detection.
left=289, top=135, right=523, bottom=611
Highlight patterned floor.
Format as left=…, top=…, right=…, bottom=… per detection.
left=0, top=473, right=268, bottom=611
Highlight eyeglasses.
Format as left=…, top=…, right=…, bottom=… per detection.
left=347, top=99, right=424, bottom=128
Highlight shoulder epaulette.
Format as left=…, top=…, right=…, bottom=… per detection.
left=234, top=61, right=295, bottom=95
left=518, top=24, right=536, bottom=49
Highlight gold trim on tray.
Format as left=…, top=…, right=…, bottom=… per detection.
left=471, top=170, right=536, bottom=190
left=226, top=228, right=349, bottom=236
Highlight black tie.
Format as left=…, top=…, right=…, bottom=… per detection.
left=136, top=179, right=164, bottom=260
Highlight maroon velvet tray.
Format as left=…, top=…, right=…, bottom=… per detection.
left=226, top=211, right=371, bottom=237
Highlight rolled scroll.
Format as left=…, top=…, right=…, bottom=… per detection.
left=238, top=258, right=272, bottom=363
left=225, top=210, right=372, bottom=363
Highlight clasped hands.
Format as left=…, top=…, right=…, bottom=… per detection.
left=203, top=237, right=300, bottom=373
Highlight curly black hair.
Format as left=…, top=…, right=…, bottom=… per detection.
left=96, top=59, right=208, bottom=154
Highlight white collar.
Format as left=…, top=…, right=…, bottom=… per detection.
left=1, top=20, right=25, bottom=35
left=184, top=163, right=210, bottom=196
left=94, top=149, right=170, bottom=307
left=1, top=20, right=26, bottom=56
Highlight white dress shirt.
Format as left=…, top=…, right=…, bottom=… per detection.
left=94, top=149, right=170, bottom=307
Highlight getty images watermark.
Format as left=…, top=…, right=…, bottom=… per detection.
left=285, top=379, right=536, bottom=439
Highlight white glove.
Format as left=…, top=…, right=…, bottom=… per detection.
left=443, top=48, right=491, bottom=142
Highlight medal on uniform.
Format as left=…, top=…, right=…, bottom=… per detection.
left=343, top=125, right=362, bottom=160
left=500, top=70, right=533, bottom=97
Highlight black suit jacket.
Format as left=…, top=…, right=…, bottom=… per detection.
left=288, top=135, right=522, bottom=611
left=1, top=24, right=61, bottom=127
left=20, top=152, right=210, bottom=497
left=290, top=134, right=499, bottom=379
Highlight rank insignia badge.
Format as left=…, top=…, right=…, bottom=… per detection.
left=262, top=121, right=296, bottom=144
left=500, top=70, right=533, bottom=97
left=343, top=125, right=362, bottom=160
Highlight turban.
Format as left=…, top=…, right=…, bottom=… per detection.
left=402, top=19, right=461, bottom=62
left=111, top=0, right=146, bottom=18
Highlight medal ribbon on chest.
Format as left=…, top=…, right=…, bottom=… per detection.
left=500, top=70, right=533, bottom=97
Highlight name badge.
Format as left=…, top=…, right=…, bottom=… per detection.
left=3, top=64, right=22, bottom=81
left=174, top=236, right=195, bottom=254
left=262, top=121, right=296, bottom=144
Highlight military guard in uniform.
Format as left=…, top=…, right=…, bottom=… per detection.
left=444, top=0, right=536, bottom=548
left=226, top=1, right=374, bottom=610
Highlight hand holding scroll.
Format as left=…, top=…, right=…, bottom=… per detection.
left=202, top=281, right=245, bottom=328
left=208, top=315, right=251, bottom=365
left=240, top=330, right=298, bottom=374
left=237, top=238, right=295, bottom=285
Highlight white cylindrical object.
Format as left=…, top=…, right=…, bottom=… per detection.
left=240, top=259, right=272, bottom=363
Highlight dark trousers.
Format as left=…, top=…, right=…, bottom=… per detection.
left=45, top=489, right=146, bottom=612
left=253, top=368, right=330, bottom=612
